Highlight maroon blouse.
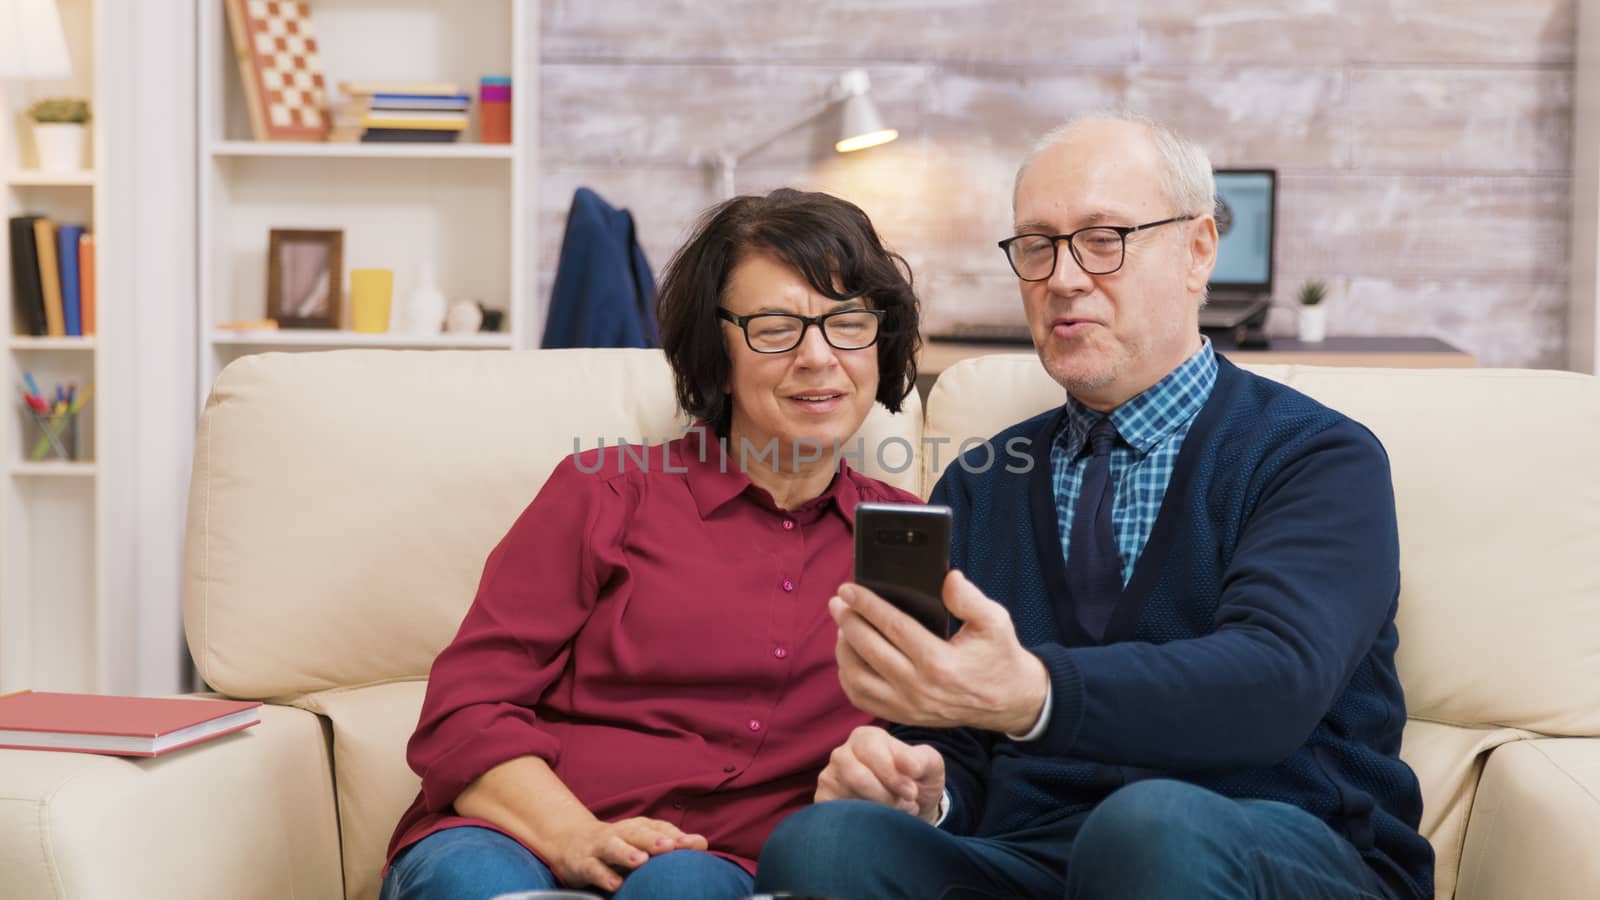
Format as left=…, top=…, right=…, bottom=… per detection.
left=386, top=432, right=918, bottom=876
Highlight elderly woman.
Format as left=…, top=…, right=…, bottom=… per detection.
left=380, top=188, right=923, bottom=900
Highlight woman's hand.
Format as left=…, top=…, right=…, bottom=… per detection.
left=454, top=757, right=709, bottom=892
left=551, top=816, right=709, bottom=892
left=815, top=725, right=945, bottom=822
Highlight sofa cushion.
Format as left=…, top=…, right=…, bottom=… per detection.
left=1400, top=719, right=1531, bottom=900
left=1456, top=738, right=1600, bottom=900
left=293, top=683, right=1526, bottom=900
left=295, top=681, right=428, bottom=900
left=925, top=357, right=1600, bottom=736
left=185, top=349, right=922, bottom=698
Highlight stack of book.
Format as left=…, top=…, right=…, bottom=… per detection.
left=328, top=80, right=472, bottom=144
left=7, top=215, right=96, bottom=337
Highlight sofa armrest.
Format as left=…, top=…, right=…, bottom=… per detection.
left=0, top=702, right=343, bottom=900
left=1456, top=738, right=1600, bottom=900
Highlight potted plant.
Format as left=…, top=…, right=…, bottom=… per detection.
left=1296, top=278, right=1328, bottom=343
left=26, top=98, right=91, bottom=173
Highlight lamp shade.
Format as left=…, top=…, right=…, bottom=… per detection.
left=834, top=82, right=897, bottom=153
left=0, top=0, right=73, bottom=80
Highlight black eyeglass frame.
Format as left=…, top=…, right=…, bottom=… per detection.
left=716, top=307, right=886, bottom=354
left=996, top=214, right=1197, bottom=281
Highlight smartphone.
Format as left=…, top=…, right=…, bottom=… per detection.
left=853, top=502, right=953, bottom=636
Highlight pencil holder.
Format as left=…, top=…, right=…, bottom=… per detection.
left=27, top=409, right=78, bottom=461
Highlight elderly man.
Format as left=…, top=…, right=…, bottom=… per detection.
left=755, top=114, right=1433, bottom=900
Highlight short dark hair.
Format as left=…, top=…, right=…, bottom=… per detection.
left=657, top=188, right=921, bottom=437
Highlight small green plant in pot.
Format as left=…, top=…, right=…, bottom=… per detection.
left=26, top=98, right=91, bottom=173
left=26, top=98, right=91, bottom=124
left=1296, top=279, right=1328, bottom=343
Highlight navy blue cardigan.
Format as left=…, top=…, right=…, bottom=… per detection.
left=900, top=356, right=1433, bottom=899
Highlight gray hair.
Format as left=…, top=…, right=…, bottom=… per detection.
left=1014, top=111, right=1215, bottom=218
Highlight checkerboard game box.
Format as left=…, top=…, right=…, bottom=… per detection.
left=223, top=0, right=330, bottom=141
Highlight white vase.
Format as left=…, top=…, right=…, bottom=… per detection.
left=1297, top=305, right=1327, bottom=343
left=400, top=261, right=447, bottom=336
left=32, top=123, right=86, bottom=173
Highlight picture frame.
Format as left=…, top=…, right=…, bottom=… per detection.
left=266, top=228, right=343, bottom=329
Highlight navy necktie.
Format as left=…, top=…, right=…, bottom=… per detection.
left=1067, top=417, right=1123, bottom=641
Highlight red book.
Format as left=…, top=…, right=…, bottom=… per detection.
left=0, top=691, right=262, bottom=757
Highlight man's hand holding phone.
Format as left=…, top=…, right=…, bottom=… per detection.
left=814, top=725, right=946, bottom=823
left=830, top=569, right=1049, bottom=736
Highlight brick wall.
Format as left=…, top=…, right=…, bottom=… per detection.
left=539, top=0, right=1574, bottom=367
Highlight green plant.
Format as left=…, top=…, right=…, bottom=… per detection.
left=1297, top=279, right=1328, bottom=307
left=26, top=98, right=91, bottom=124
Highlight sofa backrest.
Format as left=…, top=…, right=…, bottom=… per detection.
left=183, top=349, right=923, bottom=699
left=924, top=355, right=1600, bottom=738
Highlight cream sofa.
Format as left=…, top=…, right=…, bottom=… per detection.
left=1, top=348, right=1597, bottom=900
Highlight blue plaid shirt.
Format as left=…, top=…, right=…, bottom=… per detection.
left=1051, top=338, right=1218, bottom=584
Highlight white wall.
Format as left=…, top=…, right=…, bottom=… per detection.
left=1573, top=0, right=1600, bottom=373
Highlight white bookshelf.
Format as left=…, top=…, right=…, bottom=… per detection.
left=10, top=461, right=99, bottom=478
left=196, top=0, right=539, bottom=408
left=209, top=140, right=516, bottom=160
left=0, top=0, right=109, bottom=694
left=6, top=170, right=96, bottom=188
left=8, top=335, right=96, bottom=350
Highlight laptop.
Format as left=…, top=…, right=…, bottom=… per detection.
left=1199, top=168, right=1277, bottom=332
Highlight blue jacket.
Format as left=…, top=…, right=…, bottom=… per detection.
left=898, top=356, right=1433, bottom=899
left=542, top=187, right=658, bottom=348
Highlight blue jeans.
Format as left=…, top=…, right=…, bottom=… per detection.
left=756, top=780, right=1401, bottom=900
left=380, top=825, right=754, bottom=900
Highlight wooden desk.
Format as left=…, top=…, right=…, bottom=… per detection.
left=918, top=335, right=1475, bottom=377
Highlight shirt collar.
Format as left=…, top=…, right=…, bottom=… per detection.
left=1057, top=337, right=1218, bottom=458
left=678, top=426, right=861, bottom=524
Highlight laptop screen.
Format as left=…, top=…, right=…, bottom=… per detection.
left=1210, top=169, right=1276, bottom=292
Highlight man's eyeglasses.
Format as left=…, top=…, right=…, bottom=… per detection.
left=717, top=307, right=885, bottom=354
left=997, top=215, right=1196, bottom=281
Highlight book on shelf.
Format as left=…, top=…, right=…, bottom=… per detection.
left=58, top=224, right=85, bottom=337
left=370, top=93, right=471, bottom=111
left=335, top=93, right=471, bottom=114
left=8, top=215, right=47, bottom=336
left=34, top=218, right=65, bottom=337
left=339, top=80, right=461, bottom=97
left=361, top=128, right=461, bottom=144
left=79, top=232, right=96, bottom=335
left=7, top=216, right=92, bottom=337
left=361, top=113, right=469, bottom=131
left=0, top=690, right=262, bottom=757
